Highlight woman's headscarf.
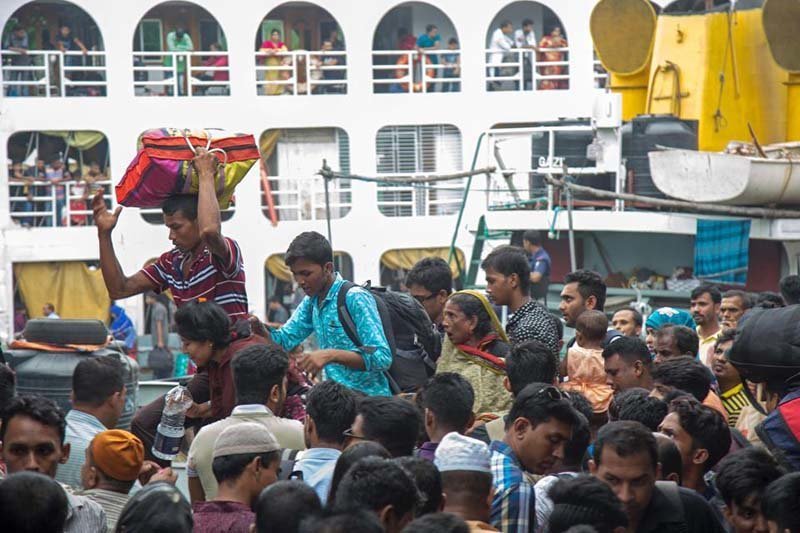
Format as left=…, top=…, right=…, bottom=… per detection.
left=452, top=290, right=509, bottom=343
left=115, top=482, right=192, bottom=533
left=645, top=307, right=696, bottom=331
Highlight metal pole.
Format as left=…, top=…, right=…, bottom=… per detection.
left=566, top=179, right=577, bottom=272
left=448, top=132, right=486, bottom=274
left=322, top=159, right=333, bottom=250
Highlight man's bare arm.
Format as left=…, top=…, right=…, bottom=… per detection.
left=193, top=149, right=229, bottom=261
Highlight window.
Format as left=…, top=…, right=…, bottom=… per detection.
left=376, top=124, right=463, bottom=217
left=136, top=19, right=163, bottom=53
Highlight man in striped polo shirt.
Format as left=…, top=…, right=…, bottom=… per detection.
left=92, top=149, right=247, bottom=320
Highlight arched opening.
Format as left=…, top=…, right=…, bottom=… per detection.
left=7, top=130, right=111, bottom=227
left=254, top=2, right=346, bottom=96
left=259, top=127, right=351, bottom=222
left=134, top=129, right=237, bottom=225
left=264, top=252, right=354, bottom=322
left=379, top=248, right=465, bottom=291
left=485, top=1, right=569, bottom=92
left=372, top=2, right=461, bottom=94
left=2, top=0, right=106, bottom=97
left=132, top=1, right=229, bottom=97
left=375, top=123, right=463, bottom=217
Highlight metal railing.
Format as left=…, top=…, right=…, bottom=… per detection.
left=133, top=51, right=231, bottom=97
left=254, top=50, right=347, bottom=96
left=9, top=180, right=112, bottom=227
left=484, top=47, right=569, bottom=91
left=594, top=59, right=609, bottom=89
left=262, top=175, right=352, bottom=221
left=371, top=49, right=461, bottom=93
left=1, top=50, right=107, bottom=97
left=376, top=173, right=465, bottom=217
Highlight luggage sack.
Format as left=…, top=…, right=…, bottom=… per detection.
left=116, top=128, right=260, bottom=209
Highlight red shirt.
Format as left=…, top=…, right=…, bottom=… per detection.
left=192, top=501, right=254, bottom=533
left=208, top=334, right=267, bottom=420
left=141, top=237, right=248, bottom=321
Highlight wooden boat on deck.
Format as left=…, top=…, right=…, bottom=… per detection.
left=649, top=142, right=800, bottom=206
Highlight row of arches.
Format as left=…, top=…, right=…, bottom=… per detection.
left=2, top=0, right=576, bottom=96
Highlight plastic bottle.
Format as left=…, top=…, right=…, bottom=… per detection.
left=152, top=385, right=193, bottom=461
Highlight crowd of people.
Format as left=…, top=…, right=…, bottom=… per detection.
left=488, top=20, right=569, bottom=91
left=3, top=149, right=800, bottom=533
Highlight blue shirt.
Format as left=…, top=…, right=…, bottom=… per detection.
left=270, top=273, right=392, bottom=396
left=490, top=440, right=535, bottom=533
left=417, top=34, right=441, bottom=63
left=530, top=247, right=551, bottom=276
left=57, top=410, right=108, bottom=489
left=295, top=447, right=342, bottom=505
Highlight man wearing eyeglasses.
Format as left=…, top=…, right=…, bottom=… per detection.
left=406, top=257, right=453, bottom=360
left=489, top=383, right=578, bottom=532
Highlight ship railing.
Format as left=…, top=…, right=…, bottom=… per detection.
left=593, top=58, right=609, bottom=89
left=254, top=50, right=348, bottom=96
left=371, top=49, right=461, bottom=93
left=484, top=47, right=569, bottom=91
left=376, top=172, right=465, bottom=217
left=8, top=179, right=112, bottom=227
left=132, top=51, right=231, bottom=97
left=1, top=50, right=107, bottom=97
left=262, top=175, right=353, bottom=222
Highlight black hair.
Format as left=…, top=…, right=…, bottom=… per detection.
left=306, top=380, right=356, bottom=445
left=447, top=293, right=495, bottom=339
left=481, top=245, right=531, bottom=292
left=357, top=396, right=422, bottom=457
left=613, top=307, right=643, bottom=327
left=567, top=390, right=595, bottom=427
left=299, top=510, right=384, bottom=533
left=716, top=447, right=784, bottom=507
left=0, top=472, right=68, bottom=533
left=211, top=450, right=280, bottom=484
left=655, top=325, right=699, bottom=357
left=255, top=480, right=322, bottom=533
left=328, top=441, right=391, bottom=507
left=722, top=290, right=752, bottom=309
left=548, top=475, right=628, bottom=533
left=500, top=20, right=512, bottom=28
left=440, top=470, right=493, bottom=507
left=563, top=411, right=591, bottom=467
left=522, top=18, right=535, bottom=27
left=285, top=231, right=333, bottom=267
left=231, top=344, right=289, bottom=405
left=661, top=389, right=693, bottom=404
left=0, top=394, right=65, bottom=444
left=654, top=434, right=682, bottom=485
left=714, top=328, right=737, bottom=351
left=0, top=363, right=17, bottom=414
left=425, top=24, right=438, bottom=33
left=593, top=421, right=657, bottom=470
left=117, top=481, right=193, bottom=533
left=395, top=456, right=443, bottom=516
left=667, top=397, right=731, bottom=472
left=72, top=356, right=124, bottom=407
left=507, top=340, right=558, bottom=396
left=612, top=389, right=667, bottom=432
left=691, top=283, right=722, bottom=304
left=406, top=257, right=453, bottom=295
left=761, top=472, right=800, bottom=531
left=564, top=270, right=607, bottom=311
left=402, top=513, right=469, bottom=533
left=755, top=291, right=786, bottom=309
left=601, top=336, right=651, bottom=366
left=652, top=356, right=711, bottom=402
left=448, top=38, right=458, bottom=45
left=506, top=383, right=578, bottom=431
left=162, top=194, right=198, bottom=220
left=332, top=457, right=418, bottom=519
left=272, top=29, right=282, bottom=37
left=174, top=301, right=233, bottom=349
left=779, top=275, right=800, bottom=305
left=522, top=229, right=542, bottom=246
left=269, top=294, right=283, bottom=304
left=575, top=310, right=608, bottom=342
left=419, top=373, right=474, bottom=433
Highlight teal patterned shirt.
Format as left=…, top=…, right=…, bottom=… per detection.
left=270, top=274, right=392, bottom=396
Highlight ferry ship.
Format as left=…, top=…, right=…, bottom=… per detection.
left=1, top=0, right=798, bottom=341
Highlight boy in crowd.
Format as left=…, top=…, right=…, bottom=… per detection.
left=417, top=373, right=475, bottom=461
left=269, top=232, right=393, bottom=396
left=602, top=336, right=654, bottom=393
left=346, top=396, right=421, bottom=457
left=406, top=257, right=453, bottom=337
left=193, top=423, right=281, bottom=533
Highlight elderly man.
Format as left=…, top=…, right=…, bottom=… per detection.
left=720, top=290, right=751, bottom=329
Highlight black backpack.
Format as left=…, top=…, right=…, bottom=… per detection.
left=337, top=281, right=438, bottom=393
left=729, top=305, right=800, bottom=387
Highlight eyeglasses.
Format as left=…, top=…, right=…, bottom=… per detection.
left=411, top=293, right=438, bottom=305
left=535, top=385, right=567, bottom=401
left=342, top=428, right=367, bottom=440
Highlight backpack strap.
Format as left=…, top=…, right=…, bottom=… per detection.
left=654, top=481, right=685, bottom=527
left=278, top=448, right=303, bottom=481
left=336, top=281, right=362, bottom=349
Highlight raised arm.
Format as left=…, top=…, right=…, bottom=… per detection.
left=92, top=190, right=156, bottom=299
left=193, top=149, right=229, bottom=262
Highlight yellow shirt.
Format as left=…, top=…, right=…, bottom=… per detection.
left=697, top=327, right=721, bottom=368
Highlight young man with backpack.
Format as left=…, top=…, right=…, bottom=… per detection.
left=268, top=232, right=393, bottom=396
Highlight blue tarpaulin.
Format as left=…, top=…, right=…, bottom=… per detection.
left=694, top=219, right=751, bottom=285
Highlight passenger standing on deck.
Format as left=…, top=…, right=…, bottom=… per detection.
left=268, top=231, right=393, bottom=396
left=92, top=149, right=248, bottom=321
left=522, top=230, right=551, bottom=303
